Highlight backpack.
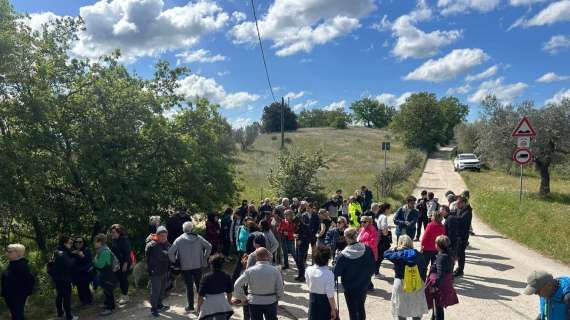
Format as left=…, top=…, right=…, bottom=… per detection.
left=426, top=200, right=439, bottom=218
left=403, top=264, right=424, bottom=293
left=110, top=250, right=121, bottom=272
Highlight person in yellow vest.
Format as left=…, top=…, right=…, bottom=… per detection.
left=348, top=196, right=362, bottom=228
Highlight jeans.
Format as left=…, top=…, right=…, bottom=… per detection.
left=55, top=281, right=73, bottom=319
left=150, top=273, right=168, bottom=310
left=182, top=268, right=202, bottom=308
left=249, top=303, right=278, bottom=320
left=295, top=241, right=310, bottom=278
left=344, top=290, right=367, bottom=320
left=73, top=272, right=93, bottom=304
left=281, top=239, right=294, bottom=268
left=422, top=251, right=437, bottom=279
left=5, top=296, right=27, bottom=320
left=115, top=269, right=129, bottom=295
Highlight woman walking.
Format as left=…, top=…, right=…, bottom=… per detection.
left=110, top=224, right=132, bottom=305
left=384, top=235, right=428, bottom=320
left=93, top=234, right=117, bottom=316
left=197, top=254, right=234, bottom=320
left=421, top=210, right=446, bottom=279
left=425, top=235, right=459, bottom=320
left=71, top=237, right=93, bottom=306
left=375, top=203, right=392, bottom=278
left=1, top=244, right=35, bottom=320
left=305, top=246, right=337, bottom=320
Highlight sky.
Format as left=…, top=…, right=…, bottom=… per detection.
left=12, top=0, right=570, bottom=126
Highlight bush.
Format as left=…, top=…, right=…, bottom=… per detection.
left=375, top=150, right=425, bottom=197
left=267, top=147, right=328, bottom=199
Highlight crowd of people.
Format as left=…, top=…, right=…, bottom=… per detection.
left=1, top=187, right=569, bottom=320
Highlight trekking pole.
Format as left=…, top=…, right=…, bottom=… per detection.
left=336, top=278, right=340, bottom=319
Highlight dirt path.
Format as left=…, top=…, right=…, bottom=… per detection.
left=82, top=149, right=570, bottom=319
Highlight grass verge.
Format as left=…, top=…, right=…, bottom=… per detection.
left=462, top=169, right=570, bottom=264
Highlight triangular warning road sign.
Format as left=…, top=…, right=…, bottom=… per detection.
left=512, top=116, right=536, bottom=137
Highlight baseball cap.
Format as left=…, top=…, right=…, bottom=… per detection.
left=523, top=270, right=553, bottom=295
left=156, top=226, right=168, bottom=234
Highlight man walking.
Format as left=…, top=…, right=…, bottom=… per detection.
left=233, top=248, right=285, bottom=320
left=146, top=226, right=171, bottom=317
left=168, top=221, right=212, bottom=312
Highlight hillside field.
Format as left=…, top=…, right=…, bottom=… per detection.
left=462, top=169, right=570, bottom=264
left=236, top=127, right=426, bottom=207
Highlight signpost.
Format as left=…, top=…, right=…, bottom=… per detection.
left=511, top=116, right=536, bottom=202
left=379, top=140, right=391, bottom=199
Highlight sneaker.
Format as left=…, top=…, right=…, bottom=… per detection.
left=159, top=305, right=170, bottom=311
left=99, top=309, right=113, bottom=317
left=118, top=295, right=129, bottom=305
left=185, top=306, right=195, bottom=312
left=151, top=309, right=159, bottom=317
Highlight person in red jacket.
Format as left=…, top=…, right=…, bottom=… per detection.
left=277, top=210, right=296, bottom=269
left=420, top=208, right=447, bottom=279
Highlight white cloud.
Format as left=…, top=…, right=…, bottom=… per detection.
left=465, top=65, right=498, bottom=82
left=231, top=11, right=247, bottom=23
left=217, top=71, right=230, bottom=77
left=176, top=49, right=226, bottom=64
left=536, top=72, right=570, bottom=82
left=389, top=2, right=462, bottom=59
left=509, top=0, right=550, bottom=5
left=447, top=84, right=472, bottom=95
left=375, top=92, right=413, bottom=107
left=404, top=48, right=489, bottom=82
left=285, top=91, right=306, bottom=100
left=230, top=0, right=376, bottom=56
left=230, top=117, right=254, bottom=129
left=512, top=0, right=570, bottom=27
left=543, top=35, right=570, bottom=54
left=293, top=99, right=318, bottom=112
left=438, top=0, right=501, bottom=15
left=176, top=74, right=259, bottom=109
left=468, top=77, right=528, bottom=103
left=545, top=88, right=570, bottom=104
left=52, top=0, right=230, bottom=62
left=323, top=100, right=346, bottom=111
left=24, top=12, right=64, bottom=32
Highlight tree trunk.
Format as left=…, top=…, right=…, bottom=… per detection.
left=535, top=160, right=551, bottom=194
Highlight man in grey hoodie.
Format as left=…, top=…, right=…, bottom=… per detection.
left=333, top=228, right=376, bottom=320
left=168, top=221, right=212, bottom=312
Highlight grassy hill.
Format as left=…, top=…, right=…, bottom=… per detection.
left=236, top=127, right=426, bottom=207
left=462, top=170, right=570, bottom=264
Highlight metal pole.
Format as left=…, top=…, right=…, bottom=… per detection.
left=384, top=148, right=387, bottom=170
left=281, top=97, right=285, bottom=149
left=520, top=164, right=523, bottom=203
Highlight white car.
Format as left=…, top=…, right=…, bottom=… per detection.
left=454, top=153, right=481, bottom=172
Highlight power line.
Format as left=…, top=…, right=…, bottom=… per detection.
left=250, top=0, right=277, bottom=103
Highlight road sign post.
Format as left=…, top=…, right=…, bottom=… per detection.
left=380, top=141, right=391, bottom=198
left=511, top=116, right=536, bottom=203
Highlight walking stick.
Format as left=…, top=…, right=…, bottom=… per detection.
left=335, top=278, right=340, bottom=320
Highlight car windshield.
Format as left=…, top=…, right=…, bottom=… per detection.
left=459, top=155, right=477, bottom=160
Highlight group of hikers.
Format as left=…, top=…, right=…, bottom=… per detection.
left=1, top=187, right=569, bottom=320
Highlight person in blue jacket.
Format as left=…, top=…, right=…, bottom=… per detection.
left=393, top=196, right=419, bottom=241
left=523, top=270, right=570, bottom=320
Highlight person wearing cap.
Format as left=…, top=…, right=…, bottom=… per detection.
left=232, top=248, right=284, bottom=320
left=394, top=196, right=420, bottom=242
left=168, top=221, right=212, bottom=312
left=146, top=226, right=171, bottom=317
left=524, top=270, right=570, bottom=320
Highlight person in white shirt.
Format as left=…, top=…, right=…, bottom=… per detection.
left=305, top=246, right=337, bottom=320
left=375, top=203, right=393, bottom=278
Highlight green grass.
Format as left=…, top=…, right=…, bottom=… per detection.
left=462, top=169, right=570, bottom=264
left=236, top=127, right=426, bottom=208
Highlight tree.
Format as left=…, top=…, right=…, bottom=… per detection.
left=439, top=96, right=469, bottom=144
left=267, top=147, right=328, bottom=200
left=298, top=109, right=351, bottom=129
left=390, top=92, right=445, bottom=152
left=261, top=102, right=298, bottom=133
left=234, top=122, right=261, bottom=151
left=328, top=109, right=351, bottom=129
left=454, top=122, right=480, bottom=153
left=0, top=15, right=239, bottom=256
left=350, top=98, right=395, bottom=128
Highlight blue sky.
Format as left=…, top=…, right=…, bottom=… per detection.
left=13, top=0, right=570, bottom=125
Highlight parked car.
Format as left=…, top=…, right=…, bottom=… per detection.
left=454, top=153, right=481, bottom=172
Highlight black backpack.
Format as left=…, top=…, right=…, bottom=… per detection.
left=46, top=251, right=59, bottom=279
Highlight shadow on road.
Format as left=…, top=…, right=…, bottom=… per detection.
left=454, top=278, right=521, bottom=301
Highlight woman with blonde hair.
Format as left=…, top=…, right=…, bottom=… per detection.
left=1, top=244, right=35, bottom=320
left=384, top=235, right=428, bottom=320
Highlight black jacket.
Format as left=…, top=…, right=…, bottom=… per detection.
left=53, top=246, right=75, bottom=283
left=167, top=212, right=191, bottom=244
left=1, top=258, right=35, bottom=300
left=430, top=252, right=453, bottom=288
left=71, top=247, right=93, bottom=274
left=333, top=244, right=376, bottom=293
left=145, top=240, right=171, bottom=276
left=111, top=235, right=131, bottom=267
